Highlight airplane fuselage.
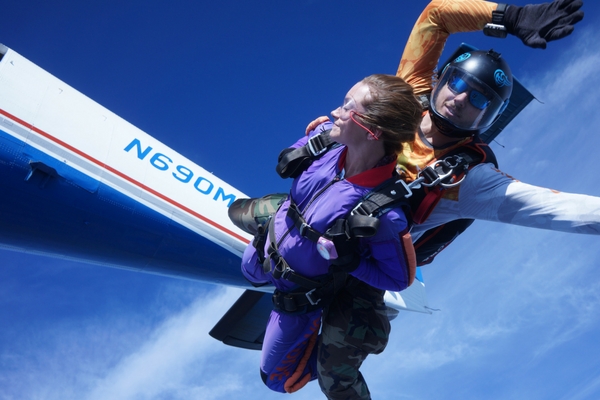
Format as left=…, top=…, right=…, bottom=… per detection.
left=0, top=45, right=252, bottom=288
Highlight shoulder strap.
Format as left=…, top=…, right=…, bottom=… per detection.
left=347, top=176, right=417, bottom=286
left=351, top=176, right=413, bottom=220
left=276, top=130, right=337, bottom=179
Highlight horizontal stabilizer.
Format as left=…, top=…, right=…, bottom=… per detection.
left=209, top=289, right=273, bottom=350
left=384, top=278, right=432, bottom=318
left=211, top=279, right=432, bottom=350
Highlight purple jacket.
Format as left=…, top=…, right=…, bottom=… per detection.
left=241, top=122, right=410, bottom=292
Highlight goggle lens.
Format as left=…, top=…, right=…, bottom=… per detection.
left=448, top=75, right=491, bottom=110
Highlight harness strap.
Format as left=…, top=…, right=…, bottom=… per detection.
left=352, top=178, right=413, bottom=217
left=264, top=216, right=325, bottom=290
left=412, top=187, right=443, bottom=225
left=252, top=221, right=269, bottom=264
left=263, top=208, right=353, bottom=313
left=276, top=131, right=336, bottom=179
left=410, top=154, right=473, bottom=224
left=286, top=202, right=323, bottom=243
left=271, top=267, right=349, bottom=313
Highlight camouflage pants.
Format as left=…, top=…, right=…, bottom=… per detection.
left=228, top=194, right=287, bottom=235
left=317, top=278, right=390, bottom=400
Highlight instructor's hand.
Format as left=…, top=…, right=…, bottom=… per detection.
left=505, top=0, right=584, bottom=49
left=305, top=116, right=330, bottom=135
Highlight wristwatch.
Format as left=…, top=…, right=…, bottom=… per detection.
left=483, top=3, right=508, bottom=38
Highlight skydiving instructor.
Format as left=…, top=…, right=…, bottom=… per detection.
left=305, top=0, right=595, bottom=267
left=391, top=0, right=595, bottom=248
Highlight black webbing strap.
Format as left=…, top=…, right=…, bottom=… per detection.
left=264, top=216, right=322, bottom=289
left=286, top=202, right=323, bottom=243
left=352, top=178, right=413, bottom=217
left=271, top=267, right=348, bottom=313
left=252, top=221, right=269, bottom=264
left=263, top=209, right=351, bottom=313
left=276, top=131, right=336, bottom=179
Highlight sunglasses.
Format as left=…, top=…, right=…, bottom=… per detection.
left=447, top=75, right=491, bottom=110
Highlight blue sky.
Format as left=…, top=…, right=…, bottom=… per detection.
left=1, top=1, right=599, bottom=399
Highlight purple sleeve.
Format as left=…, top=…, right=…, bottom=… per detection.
left=241, top=242, right=271, bottom=285
left=288, top=121, right=334, bottom=149
left=350, top=208, right=411, bottom=291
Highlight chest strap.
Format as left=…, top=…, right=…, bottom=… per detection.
left=351, top=177, right=413, bottom=218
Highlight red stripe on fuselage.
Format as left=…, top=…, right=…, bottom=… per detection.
left=0, top=108, right=251, bottom=245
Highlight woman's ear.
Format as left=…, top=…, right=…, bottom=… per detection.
left=367, top=128, right=382, bottom=141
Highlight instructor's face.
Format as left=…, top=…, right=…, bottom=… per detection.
left=433, top=81, right=484, bottom=127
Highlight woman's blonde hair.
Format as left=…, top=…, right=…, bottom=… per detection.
left=357, top=74, right=423, bottom=155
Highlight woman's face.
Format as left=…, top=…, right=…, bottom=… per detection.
left=329, top=82, right=372, bottom=146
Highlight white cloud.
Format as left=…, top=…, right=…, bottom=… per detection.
left=83, top=286, right=247, bottom=400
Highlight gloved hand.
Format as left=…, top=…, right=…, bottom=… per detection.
left=329, top=235, right=360, bottom=272
left=504, top=0, right=584, bottom=49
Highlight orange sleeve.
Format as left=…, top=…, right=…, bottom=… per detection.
left=397, top=0, right=498, bottom=96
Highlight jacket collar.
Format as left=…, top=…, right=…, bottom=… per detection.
left=337, top=147, right=397, bottom=188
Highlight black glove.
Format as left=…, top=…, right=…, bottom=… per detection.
left=329, top=235, right=360, bottom=272
left=323, top=219, right=360, bottom=271
left=504, top=0, right=584, bottom=49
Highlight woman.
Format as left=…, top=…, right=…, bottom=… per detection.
left=238, top=74, right=422, bottom=399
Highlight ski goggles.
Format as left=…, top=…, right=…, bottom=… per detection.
left=447, top=74, right=492, bottom=110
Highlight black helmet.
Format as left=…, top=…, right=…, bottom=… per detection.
left=430, top=49, right=513, bottom=138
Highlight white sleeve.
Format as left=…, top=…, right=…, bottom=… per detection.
left=457, top=163, right=600, bottom=234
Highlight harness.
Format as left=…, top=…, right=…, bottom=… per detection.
left=259, top=176, right=415, bottom=315
left=256, top=129, right=495, bottom=313
left=407, top=138, right=497, bottom=224
left=275, top=131, right=338, bottom=179
left=408, top=135, right=498, bottom=264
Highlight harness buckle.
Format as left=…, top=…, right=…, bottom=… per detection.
left=420, top=165, right=442, bottom=187
left=351, top=179, right=413, bottom=217
left=437, top=155, right=469, bottom=188
left=351, top=202, right=367, bottom=216
left=281, top=268, right=293, bottom=281
left=298, top=222, right=309, bottom=237
left=305, top=288, right=321, bottom=306
left=393, top=179, right=414, bottom=199
left=271, top=254, right=292, bottom=280
left=307, top=134, right=328, bottom=157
